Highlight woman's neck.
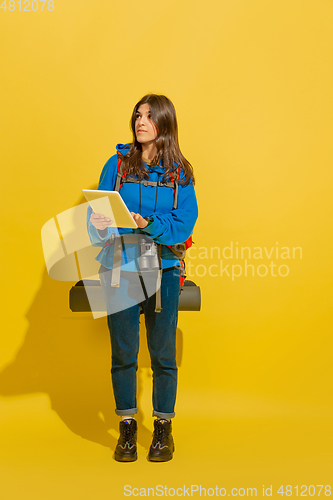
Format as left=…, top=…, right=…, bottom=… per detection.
left=141, top=142, right=157, bottom=160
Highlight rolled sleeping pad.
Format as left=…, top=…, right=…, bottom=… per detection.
left=69, top=279, right=201, bottom=312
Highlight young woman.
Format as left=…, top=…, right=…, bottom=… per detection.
left=87, top=94, right=198, bottom=462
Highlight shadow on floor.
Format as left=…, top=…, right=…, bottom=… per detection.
left=0, top=269, right=183, bottom=452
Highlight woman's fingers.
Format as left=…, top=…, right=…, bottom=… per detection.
left=90, top=212, right=113, bottom=229
left=91, top=211, right=148, bottom=229
left=91, top=212, right=111, bottom=220
left=130, top=212, right=148, bottom=229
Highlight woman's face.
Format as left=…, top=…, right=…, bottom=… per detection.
left=135, top=103, right=158, bottom=146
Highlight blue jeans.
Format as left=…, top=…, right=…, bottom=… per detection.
left=99, top=265, right=180, bottom=419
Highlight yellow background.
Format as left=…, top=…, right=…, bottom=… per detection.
left=1, top=0, right=332, bottom=498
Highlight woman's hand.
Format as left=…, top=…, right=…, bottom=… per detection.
left=130, top=212, right=148, bottom=229
left=90, top=212, right=113, bottom=230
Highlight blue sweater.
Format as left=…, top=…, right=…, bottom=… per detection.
left=87, top=143, right=198, bottom=271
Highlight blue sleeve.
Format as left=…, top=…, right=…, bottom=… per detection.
left=98, top=154, right=118, bottom=191
left=142, top=181, right=198, bottom=245
left=86, top=155, right=119, bottom=246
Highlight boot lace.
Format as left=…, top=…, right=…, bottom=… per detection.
left=152, top=420, right=168, bottom=448
left=119, top=421, right=136, bottom=447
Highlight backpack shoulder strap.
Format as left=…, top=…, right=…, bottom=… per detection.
left=169, top=166, right=180, bottom=210
left=114, top=152, right=126, bottom=192
left=115, top=153, right=179, bottom=209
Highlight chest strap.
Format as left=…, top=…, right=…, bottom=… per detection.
left=115, top=153, right=179, bottom=210
left=121, top=177, right=176, bottom=189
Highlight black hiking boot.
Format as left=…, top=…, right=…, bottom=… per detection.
left=148, top=419, right=174, bottom=462
left=114, top=419, right=137, bottom=462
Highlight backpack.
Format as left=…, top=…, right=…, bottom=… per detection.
left=114, top=151, right=193, bottom=288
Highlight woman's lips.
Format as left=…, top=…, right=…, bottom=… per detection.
left=137, top=130, right=146, bottom=133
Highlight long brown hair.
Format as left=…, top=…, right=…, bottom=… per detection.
left=121, top=94, right=195, bottom=185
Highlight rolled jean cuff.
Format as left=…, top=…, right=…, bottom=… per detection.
left=115, top=407, right=138, bottom=416
left=153, top=410, right=175, bottom=419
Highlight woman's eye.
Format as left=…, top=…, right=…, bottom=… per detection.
left=135, top=112, right=152, bottom=120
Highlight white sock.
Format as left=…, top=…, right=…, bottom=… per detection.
left=121, top=415, right=135, bottom=422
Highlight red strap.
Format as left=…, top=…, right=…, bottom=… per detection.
left=180, top=260, right=185, bottom=287
left=117, top=152, right=127, bottom=190
left=184, top=235, right=193, bottom=250
left=170, top=171, right=175, bottom=199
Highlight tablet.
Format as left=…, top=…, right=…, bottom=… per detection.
left=82, top=189, right=138, bottom=229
